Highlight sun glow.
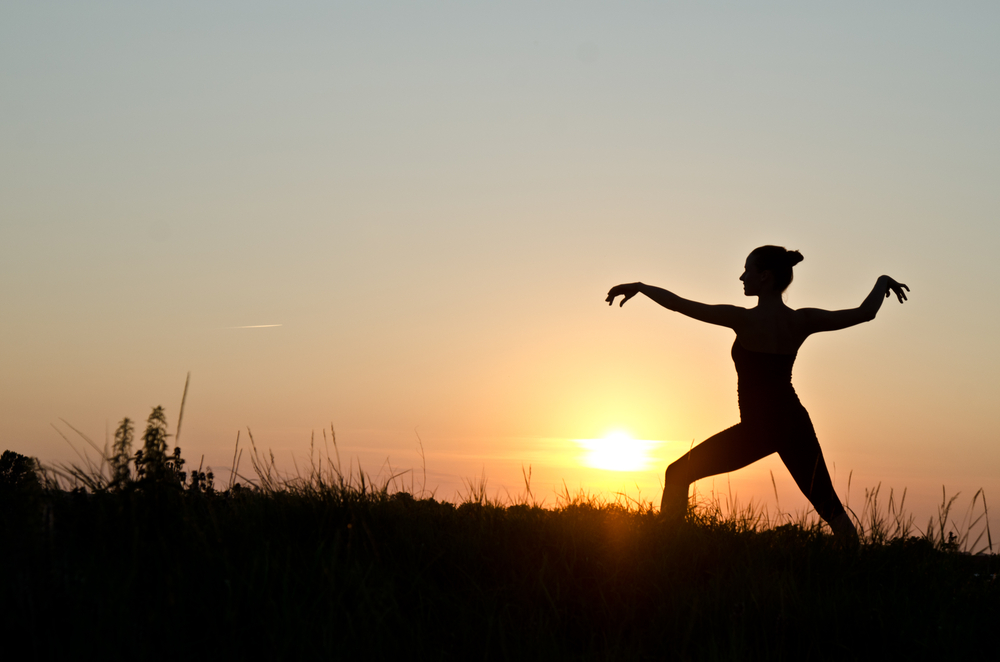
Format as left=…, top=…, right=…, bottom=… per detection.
left=577, top=431, right=656, bottom=472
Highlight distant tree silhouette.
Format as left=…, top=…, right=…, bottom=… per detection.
left=0, top=450, right=42, bottom=496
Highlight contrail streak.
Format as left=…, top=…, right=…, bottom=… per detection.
left=227, top=324, right=283, bottom=329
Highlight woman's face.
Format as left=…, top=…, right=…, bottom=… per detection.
left=740, top=256, right=766, bottom=296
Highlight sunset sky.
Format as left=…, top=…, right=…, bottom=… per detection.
left=3, top=3, right=998, bottom=525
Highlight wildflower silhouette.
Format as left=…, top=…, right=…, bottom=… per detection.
left=133, top=406, right=186, bottom=488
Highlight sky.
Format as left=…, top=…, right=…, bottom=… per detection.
left=2, top=2, right=998, bottom=531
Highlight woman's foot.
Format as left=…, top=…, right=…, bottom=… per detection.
left=659, top=483, right=688, bottom=523
left=829, top=512, right=859, bottom=541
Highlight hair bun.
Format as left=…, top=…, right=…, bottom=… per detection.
left=786, top=250, right=804, bottom=267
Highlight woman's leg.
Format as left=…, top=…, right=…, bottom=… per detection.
left=660, top=423, right=775, bottom=520
left=776, top=428, right=857, bottom=539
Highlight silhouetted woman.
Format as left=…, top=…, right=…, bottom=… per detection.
left=606, top=246, right=908, bottom=538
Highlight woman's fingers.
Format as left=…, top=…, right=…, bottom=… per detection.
left=884, top=278, right=909, bottom=303
left=891, top=282, right=908, bottom=303
left=606, top=284, right=630, bottom=305
left=607, top=283, right=642, bottom=306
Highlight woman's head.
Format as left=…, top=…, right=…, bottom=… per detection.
left=745, top=245, right=803, bottom=294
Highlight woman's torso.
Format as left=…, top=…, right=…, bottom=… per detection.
left=731, top=303, right=816, bottom=427
left=731, top=338, right=807, bottom=425
left=733, top=304, right=809, bottom=354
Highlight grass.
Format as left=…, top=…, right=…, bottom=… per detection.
left=2, top=408, right=998, bottom=660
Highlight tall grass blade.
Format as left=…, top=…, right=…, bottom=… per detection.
left=175, top=372, right=190, bottom=446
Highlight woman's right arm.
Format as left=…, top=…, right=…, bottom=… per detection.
left=606, top=282, right=745, bottom=329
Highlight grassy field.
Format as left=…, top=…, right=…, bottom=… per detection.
left=2, top=410, right=997, bottom=660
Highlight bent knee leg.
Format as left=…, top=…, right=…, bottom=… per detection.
left=665, top=460, right=691, bottom=489
left=663, top=458, right=701, bottom=491
left=661, top=463, right=690, bottom=519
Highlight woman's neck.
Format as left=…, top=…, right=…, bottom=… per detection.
left=754, top=290, right=787, bottom=310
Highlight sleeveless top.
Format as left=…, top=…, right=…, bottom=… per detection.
left=731, top=339, right=807, bottom=426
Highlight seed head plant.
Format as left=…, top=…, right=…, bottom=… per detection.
left=110, top=417, right=134, bottom=489
left=134, top=406, right=185, bottom=488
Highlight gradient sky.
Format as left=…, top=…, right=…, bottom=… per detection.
left=2, top=2, right=998, bottom=527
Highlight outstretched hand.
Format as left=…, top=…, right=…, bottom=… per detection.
left=885, top=277, right=909, bottom=304
left=606, top=283, right=641, bottom=307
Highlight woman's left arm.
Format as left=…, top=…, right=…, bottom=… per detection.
left=800, top=276, right=909, bottom=334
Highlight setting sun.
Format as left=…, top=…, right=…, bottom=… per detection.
left=577, top=431, right=656, bottom=472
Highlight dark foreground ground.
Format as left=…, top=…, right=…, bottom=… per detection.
left=3, top=482, right=998, bottom=661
